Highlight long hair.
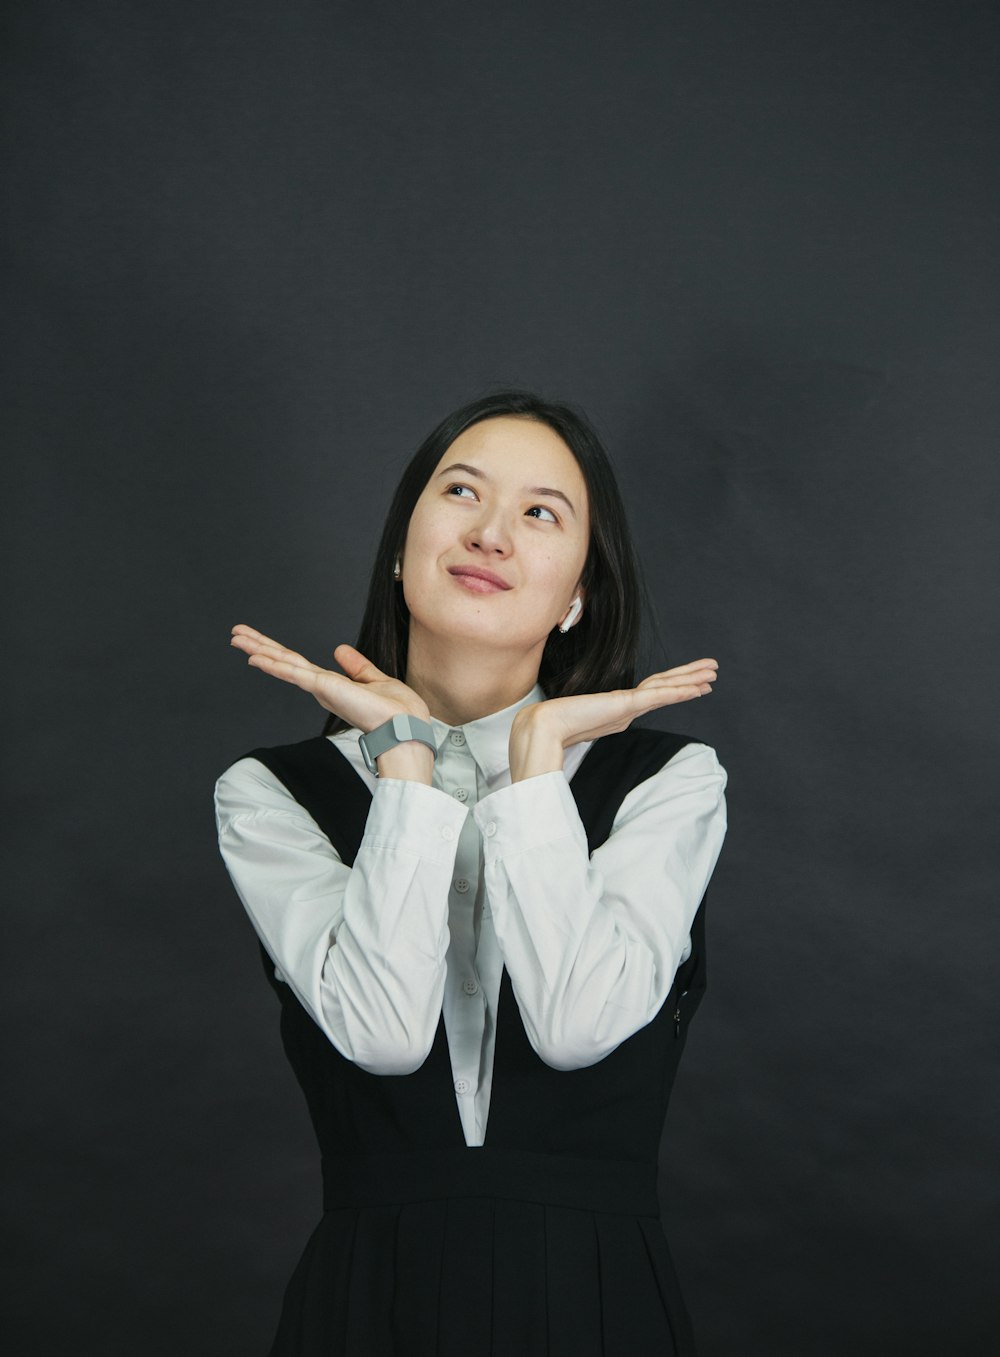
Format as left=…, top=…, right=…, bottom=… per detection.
left=322, top=389, right=645, bottom=735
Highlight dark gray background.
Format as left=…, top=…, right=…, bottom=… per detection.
left=3, top=2, right=997, bottom=1354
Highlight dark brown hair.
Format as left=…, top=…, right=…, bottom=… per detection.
left=323, top=389, right=645, bottom=735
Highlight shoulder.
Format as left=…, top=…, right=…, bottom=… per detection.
left=214, top=730, right=365, bottom=822
left=584, top=734, right=728, bottom=859
left=615, top=732, right=727, bottom=823
left=581, top=724, right=725, bottom=783
left=213, top=752, right=297, bottom=824
left=611, top=729, right=727, bottom=816
left=634, top=728, right=727, bottom=792
left=563, top=726, right=725, bottom=852
left=629, top=725, right=724, bottom=772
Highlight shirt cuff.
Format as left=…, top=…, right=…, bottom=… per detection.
left=471, top=770, right=587, bottom=861
left=364, top=776, right=470, bottom=862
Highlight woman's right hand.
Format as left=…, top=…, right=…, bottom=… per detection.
left=230, top=625, right=431, bottom=733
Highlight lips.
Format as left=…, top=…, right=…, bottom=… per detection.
left=447, top=566, right=512, bottom=591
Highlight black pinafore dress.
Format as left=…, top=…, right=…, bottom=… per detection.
left=244, top=726, right=709, bottom=1357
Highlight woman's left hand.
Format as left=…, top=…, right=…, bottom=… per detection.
left=508, top=658, right=718, bottom=780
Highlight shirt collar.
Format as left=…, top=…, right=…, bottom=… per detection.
left=429, top=682, right=546, bottom=783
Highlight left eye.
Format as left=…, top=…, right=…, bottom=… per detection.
left=446, top=485, right=558, bottom=524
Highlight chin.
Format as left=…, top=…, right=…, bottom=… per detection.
left=410, top=606, right=533, bottom=650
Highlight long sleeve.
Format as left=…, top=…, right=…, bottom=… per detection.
left=471, top=741, right=728, bottom=1071
left=214, top=756, right=470, bottom=1075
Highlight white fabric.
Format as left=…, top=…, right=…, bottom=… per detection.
left=214, top=683, right=728, bottom=1147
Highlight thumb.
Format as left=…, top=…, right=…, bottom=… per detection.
left=334, top=643, right=387, bottom=683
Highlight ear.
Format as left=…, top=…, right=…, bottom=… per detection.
left=571, top=580, right=587, bottom=618
left=558, top=595, right=584, bottom=632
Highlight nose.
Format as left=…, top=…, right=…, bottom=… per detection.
left=464, top=502, right=513, bottom=556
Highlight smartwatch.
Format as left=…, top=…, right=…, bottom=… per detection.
left=358, top=714, right=437, bottom=776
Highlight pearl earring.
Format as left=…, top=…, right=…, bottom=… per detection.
left=558, top=598, right=582, bottom=633
left=393, top=558, right=401, bottom=580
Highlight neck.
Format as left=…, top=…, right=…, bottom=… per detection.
left=405, top=627, right=543, bottom=726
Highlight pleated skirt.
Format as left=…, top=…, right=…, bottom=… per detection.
left=267, top=1149, right=696, bottom=1357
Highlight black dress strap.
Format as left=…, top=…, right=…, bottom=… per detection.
left=244, top=735, right=371, bottom=868
left=570, top=725, right=695, bottom=852
left=570, top=726, right=708, bottom=1007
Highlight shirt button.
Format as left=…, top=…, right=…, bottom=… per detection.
left=462, top=978, right=479, bottom=996
left=452, top=787, right=469, bottom=802
left=484, top=821, right=497, bottom=837
left=454, top=878, right=470, bottom=894
left=450, top=730, right=466, bottom=746
left=441, top=824, right=455, bottom=841
left=454, top=1078, right=471, bottom=1094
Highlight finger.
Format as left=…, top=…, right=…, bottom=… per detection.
left=637, top=668, right=717, bottom=693
left=232, top=633, right=321, bottom=671
left=333, top=643, right=389, bottom=683
left=642, top=681, right=713, bottom=710
left=652, top=658, right=718, bottom=678
left=633, top=673, right=712, bottom=702
left=246, top=653, right=333, bottom=693
left=231, top=625, right=292, bottom=656
left=632, top=674, right=715, bottom=700
left=234, top=639, right=321, bottom=672
left=231, top=624, right=309, bottom=657
left=231, top=624, right=278, bottom=644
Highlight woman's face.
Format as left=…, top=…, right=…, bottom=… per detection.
left=400, top=415, right=590, bottom=656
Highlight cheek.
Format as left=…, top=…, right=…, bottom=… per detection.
left=405, top=505, right=446, bottom=560
left=538, top=540, right=586, bottom=592
left=524, top=561, right=579, bottom=618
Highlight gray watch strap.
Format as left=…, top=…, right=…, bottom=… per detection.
left=358, top=714, right=437, bottom=776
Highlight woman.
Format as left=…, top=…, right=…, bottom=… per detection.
left=215, top=389, right=728, bottom=1357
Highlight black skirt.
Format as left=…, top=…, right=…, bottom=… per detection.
left=268, top=1147, right=695, bottom=1356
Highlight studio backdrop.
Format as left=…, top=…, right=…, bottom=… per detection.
left=3, top=2, right=997, bottom=1354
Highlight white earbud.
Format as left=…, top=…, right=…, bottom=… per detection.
left=558, top=597, right=583, bottom=633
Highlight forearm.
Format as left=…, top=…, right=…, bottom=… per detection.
left=215, top=762, right=466, bottom=1073
left=317, top=786, right=458, bottom=1070
left=473, top=744, right=728, bottom=1069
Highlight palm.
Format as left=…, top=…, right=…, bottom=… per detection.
left=230, top=625, right=429, bottom=732
left=532, top=659, right=718, bottom=748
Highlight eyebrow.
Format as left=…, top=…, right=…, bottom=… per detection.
left=435, top=462, right=577, bottom=518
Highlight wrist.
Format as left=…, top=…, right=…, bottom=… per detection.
left=374, top=741, right=435, bottom=784
left=509, top=708, right=564, bottom=783
left=359, top=713, right=436, bottom=779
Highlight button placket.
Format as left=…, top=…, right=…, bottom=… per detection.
left=440, top=730, right=487, bottom=1125
left=448, top=822, right=479, bottom=962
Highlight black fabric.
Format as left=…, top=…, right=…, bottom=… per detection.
left=242, top=726, right=708, bottom=1356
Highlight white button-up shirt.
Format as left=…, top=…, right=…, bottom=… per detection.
left=214, top=683, right=728, bottom=1147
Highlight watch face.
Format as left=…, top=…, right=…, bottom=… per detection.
left=359, top=732, right=377, bottom=774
